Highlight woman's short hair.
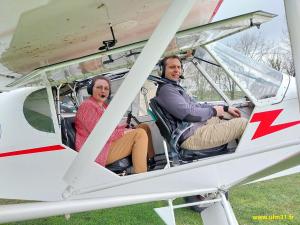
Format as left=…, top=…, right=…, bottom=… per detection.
left=87, top=75, right=111, bottom=98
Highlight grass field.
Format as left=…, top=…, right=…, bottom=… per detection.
left=1, top=173, right=299, bottom=225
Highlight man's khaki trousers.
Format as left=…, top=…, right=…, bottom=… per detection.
left=181, top=117, right=248, bottom=150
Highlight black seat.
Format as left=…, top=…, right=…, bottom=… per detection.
left=106, top=157, right=132, bottom=174
left=61, top=116, right=76, bottom=150
left=149, top=98, right=228, bottom=163
left=60, top=116, right=132, bottom=174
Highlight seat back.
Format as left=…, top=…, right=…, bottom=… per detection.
left=61, top=116, right=76, bottom=150
left=149, top=98, right=177, bottom=143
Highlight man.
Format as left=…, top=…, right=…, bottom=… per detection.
left=155, top=55, right=247, bottom=150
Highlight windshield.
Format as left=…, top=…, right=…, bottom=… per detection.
left=206, top=43, right=283, bottom=100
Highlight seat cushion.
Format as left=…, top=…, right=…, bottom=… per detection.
left=106, top=156, right=132, bottom=174
left=179, top=144, right=228, bottom=162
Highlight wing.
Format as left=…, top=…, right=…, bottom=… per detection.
left=0, top=0, right=222, bottom=86
left=4, top=10, right=275, bottom=88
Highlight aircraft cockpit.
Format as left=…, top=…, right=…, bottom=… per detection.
left=48, top=38, right=290, bottom=178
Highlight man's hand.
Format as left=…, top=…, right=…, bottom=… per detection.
left=213, top=106, right=225, bottom=117
left=228, top=107, right=241, bottom=118
left=214, top=106, right=241, bottom=119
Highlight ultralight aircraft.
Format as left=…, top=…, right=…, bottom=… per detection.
left=0, top=0, right=300, bottom=225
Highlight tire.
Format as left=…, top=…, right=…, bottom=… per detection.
left=183, top=195, right=207, bottom=213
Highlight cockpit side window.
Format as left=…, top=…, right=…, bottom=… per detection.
left=23, top=88, right=55, bottom=133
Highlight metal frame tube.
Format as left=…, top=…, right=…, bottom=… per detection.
left=55, top=84, right=63, bottom=127
left=167, top=199, right=176, bottom=225
left=191, top=58, right=232, bottom=105
left=0, top=189, right=214, bottom=224
left=220, top=192, right=239, bottom=225
left=173, top=198, right=221, bottom=209
left=44, top=73, right=61, bottom=138
left=284, top=0, right=300, bottom=111
left=66, top=82, right=80, bottom=107
left=163, top=139, right=172, bottom=169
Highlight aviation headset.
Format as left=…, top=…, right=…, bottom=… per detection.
left=87, top=75, right=112, bottom=99
left=159, top=55, right=184, bottom=79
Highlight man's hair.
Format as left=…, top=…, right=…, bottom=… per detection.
left=160, top=55, right=182, bottom=78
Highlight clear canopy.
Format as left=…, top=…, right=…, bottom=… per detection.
left=206, top=42, right=283, bottom=100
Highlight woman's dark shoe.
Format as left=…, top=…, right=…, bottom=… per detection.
left=148, top=158, right=156, bottom=170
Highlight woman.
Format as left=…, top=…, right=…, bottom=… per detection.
left=75, top=76, right=154, bottom=173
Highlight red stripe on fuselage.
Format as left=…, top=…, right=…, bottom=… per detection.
left=0, top=145, right=65, bottom=158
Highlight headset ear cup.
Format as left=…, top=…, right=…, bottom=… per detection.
left=180, top=66, right=184, bottom=79
left=162, top=66, right=165, bottom=78
left=159, top=60, right=165, bottom=77
left=108, top=90, right=111, bottom=100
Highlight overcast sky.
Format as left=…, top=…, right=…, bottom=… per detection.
left=213, top=0, right=288, bottom=41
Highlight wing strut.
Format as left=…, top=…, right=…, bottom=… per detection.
left=284, top=0, right=300, bottom=112
left=63, top=0, right=197, bottom=190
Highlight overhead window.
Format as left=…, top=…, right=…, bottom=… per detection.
left=23, top=89, right=55, bottom=133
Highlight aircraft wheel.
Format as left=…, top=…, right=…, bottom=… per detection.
left=183, top=195, right=207, bottom=213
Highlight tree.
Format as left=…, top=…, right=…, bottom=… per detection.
left=227, top=30, right=295, bottom=76
left=228, top=31, right=273, bottom=62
